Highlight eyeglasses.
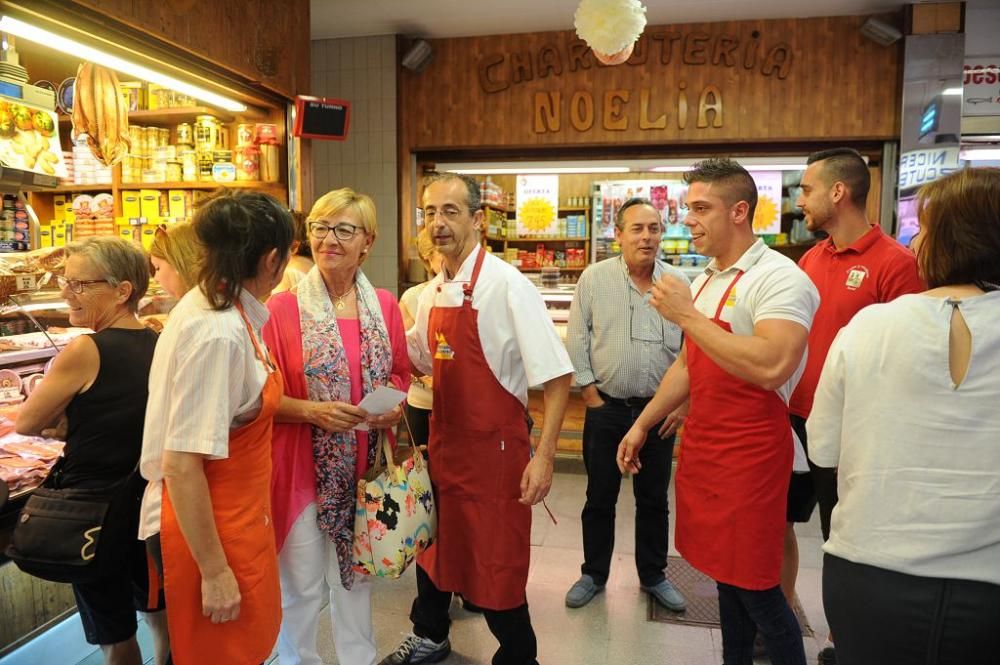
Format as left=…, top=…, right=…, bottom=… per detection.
left=308, top=222, right=362, bottom=241
left=57, top=275, right=109, bottom=294
left=422, top=205, right=466, bottom=223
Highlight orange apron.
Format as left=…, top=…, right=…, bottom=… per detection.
left=160, top=304, right=283, bottom=664
left=418, top=248, right=532, bottom=611
left=675, top=271, right=793, bottom=590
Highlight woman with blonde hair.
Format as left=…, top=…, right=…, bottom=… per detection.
left=148, top=223, right=202, bottom=299
left=263, top=187, right=410, bottom=665
left=808, top=167, right=1000, bottom=665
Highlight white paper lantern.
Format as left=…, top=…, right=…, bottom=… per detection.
left=574, top=0, right=647, bottom=66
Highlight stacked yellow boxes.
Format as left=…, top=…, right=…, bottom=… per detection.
left=42, top=194, right=74, bottom=248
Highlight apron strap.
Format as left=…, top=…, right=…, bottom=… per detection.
left=235, top=301, right=274, bottom=372
left=463, top=247, right=488, bottom=302
left=712, top=270, right=747, bottom=321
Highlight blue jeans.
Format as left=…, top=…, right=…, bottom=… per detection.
left=717, top=582, right=806, bottom=665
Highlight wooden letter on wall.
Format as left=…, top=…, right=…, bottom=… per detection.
left=712, top=35, right=739, bottom=67
left=603, top=90, right=630, bottom=130
left=537, top=44, right=563, bottom=78
left=511, top=52, right=534, bottom=84
left=569, top=40, right=594, bottom=72
left=697, top=85, right=723, bottom=128
left=478, top=54, right=509, bottom=93
left=761, top=43, right=793, bottom=80
left=570, top=91, right=594, bottom=131
left=534, top=92, right=561, bottom=133
left=683, top=33, right=710, bottom=65
left=639, top=89, right=667, bottom=129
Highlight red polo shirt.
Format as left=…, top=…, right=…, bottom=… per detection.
left=789, top=225, right=924, bottom=418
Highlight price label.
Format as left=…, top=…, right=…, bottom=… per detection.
left=0, top=387, right=22, bottom=403
left=15, top=274, right=36, bottom=291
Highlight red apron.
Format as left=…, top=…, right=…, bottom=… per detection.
left=161, top=304, right=284, bottom=664
left=418, top=249, right=532, bottom=611
left=675, top=271, right=793, bottom=590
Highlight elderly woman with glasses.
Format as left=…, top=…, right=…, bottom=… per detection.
left=262, top=187, right=410, bottom=665
left=17, top=237, right=169, bottom=665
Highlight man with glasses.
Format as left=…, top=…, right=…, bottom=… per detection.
left=564, top=197, right=689, bottom=612
left=382, top=172, right=573, bottom=665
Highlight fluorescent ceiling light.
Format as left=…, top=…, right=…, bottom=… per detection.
left=960, top=147, right=1000, bottom=161
left=653, top=164, right=807, bottom=172
left=450, top=166, right=630, bottom=175
left=0, top=16, right=247, bottom=112
left=943, top=87, right=964, bottom=96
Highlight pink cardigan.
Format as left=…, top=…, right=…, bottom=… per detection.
left=263, top=289, right=410, bottom=552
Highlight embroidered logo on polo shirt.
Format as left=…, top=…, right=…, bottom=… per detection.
left=845, top=265, right=870, bottom=290
left=434, top=332, right=455, bottom=360
left=725, top=289, right=737, bottom=307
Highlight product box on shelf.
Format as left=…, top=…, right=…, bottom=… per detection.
left=52, top=195, right=67, bottom=222
left=38, top=225, right=52, bottom=248
left=167, top=190, right=189, bottom=219
left=139, top=190, right=162, bottom=220
left=122, top=191, right=141, bottom=219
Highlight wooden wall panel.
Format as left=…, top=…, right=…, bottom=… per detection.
left=401, top=15, right=901, bottom=152
left=64, top=0, right=310, bottom=99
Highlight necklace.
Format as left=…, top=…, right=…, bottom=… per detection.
left=331, top=284, right=356, bottom=311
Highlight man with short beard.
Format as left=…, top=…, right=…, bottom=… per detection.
left=786, top=147, right=923, bottom=665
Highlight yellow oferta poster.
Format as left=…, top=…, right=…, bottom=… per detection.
left=516, top=175, right=559, bottom=237
left=749, top=171, right=782, bottom=235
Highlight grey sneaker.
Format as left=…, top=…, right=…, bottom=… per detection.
left=641, top=579, right=686, bottom=611
left=379, top=633, right=451, bottom=665
left=565, top=574, right=604, bottom=608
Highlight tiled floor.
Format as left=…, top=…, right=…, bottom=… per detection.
left=315, top=468, right=829, bottom=665
left=3, top=467, right=829, bottom=665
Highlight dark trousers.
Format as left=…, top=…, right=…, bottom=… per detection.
left=406, top=403, right=431, bottom=448
left=581, top=399, right=675, bottom=587
left=411, top=564, right=538, bottom=665
left=824, top=553, right=1000, bottom=665
left=790, top=414, right=838, bottom=541
left=717, top=582, right=806, bottom=665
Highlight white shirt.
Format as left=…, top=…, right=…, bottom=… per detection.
left=401, top=282, right=433, bottom=410
left=568, top=256, right=688, bottom=398
left=808, top=292, right=1000, bottom=585
left=138, top=288, right=271, bottom=540
left=689, top=239, right=819, bottom=404
left=407, top=245, right=573, bottom=405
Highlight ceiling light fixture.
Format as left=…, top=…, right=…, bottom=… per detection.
left=943, top=87, right=964, bottom=96
left=0, top=15, right=248, bottom=112
left=960, top=147, right=1000, bottom=161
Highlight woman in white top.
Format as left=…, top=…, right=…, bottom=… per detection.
left=399, top=228, right=442, bottom=447
left=808, top=167, right=1000, bottom=665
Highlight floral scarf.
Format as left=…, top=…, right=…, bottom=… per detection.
left=297, top=266, right=392, bottom=589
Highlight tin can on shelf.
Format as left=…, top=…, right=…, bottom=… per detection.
left=197, top=151, right=215, bottom=181
left=236, top=123, right=255, bottom=147
left=180, top=149, right=197, bottom=182
left=236, top=144, right=260, bottom=181
left=143, top=126, right=159, bottom=150
left=195, top=115, right=220, bottom=152
left=158, top=128, right=170, bottom=148
left=176, top=122, right=193, bottom=146
left=165, top=161, right=183, bottom=182
left=218, top=124, right=229, bottom=149
left=212, top=149, right=232, bottom=164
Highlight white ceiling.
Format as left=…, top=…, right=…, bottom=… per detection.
left=310, top=0, right=909, bottom=40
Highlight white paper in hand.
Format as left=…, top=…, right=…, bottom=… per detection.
left=354, top=385, right=408, bottom=431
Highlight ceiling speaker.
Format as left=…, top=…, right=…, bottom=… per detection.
left=402, top=39, right=433, bottom=72
left=860, top=17, right=902, bottom=46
